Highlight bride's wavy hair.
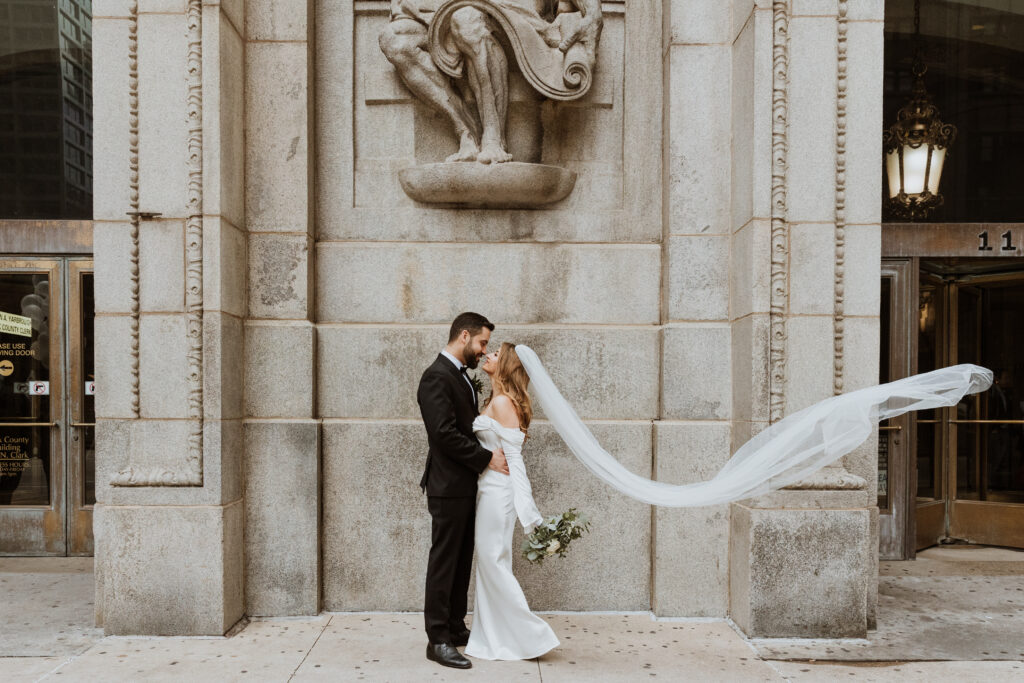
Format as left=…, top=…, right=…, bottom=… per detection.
left=486, top=342, right=533, bottom=435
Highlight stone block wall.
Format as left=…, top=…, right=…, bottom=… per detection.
left=91, top=0, right=887, bottom=635
left=314, top=0, right=663, bottom=613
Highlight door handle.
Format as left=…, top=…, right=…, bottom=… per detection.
left=0, top=422, right=57, bottom=427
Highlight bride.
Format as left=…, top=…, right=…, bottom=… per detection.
left=452, top=338, right=990, bottom=663
left=466, top=342, right=560, bottom=661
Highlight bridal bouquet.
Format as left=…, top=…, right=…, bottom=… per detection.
left=521, top=508, right=591, bottom=565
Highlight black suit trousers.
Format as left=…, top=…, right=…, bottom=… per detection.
left=424, top=495, right=476, bottom=644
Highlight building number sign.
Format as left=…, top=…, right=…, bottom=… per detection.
left=978, top=230, right=1018, bottom=252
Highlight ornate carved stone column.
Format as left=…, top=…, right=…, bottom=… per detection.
left=727, top=0, right=884, bottom=638
left=92, top=0, right=247, bottom=634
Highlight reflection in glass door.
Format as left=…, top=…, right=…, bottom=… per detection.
left=946, top=273, right=1024, bottom=547
left=0, top=258, right=94, bottom=555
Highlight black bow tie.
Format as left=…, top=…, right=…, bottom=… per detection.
left=459, top=366, right=468, bottom=375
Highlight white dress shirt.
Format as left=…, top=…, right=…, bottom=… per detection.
left=441, top=349, right=477, bottom=399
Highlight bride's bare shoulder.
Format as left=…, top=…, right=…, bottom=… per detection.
left=488, top=395, right=521, bottom=430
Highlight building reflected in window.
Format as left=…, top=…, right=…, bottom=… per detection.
left=0, top=0, right=92, bottom=218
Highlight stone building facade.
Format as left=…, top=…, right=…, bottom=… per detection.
left=85, top=0, right=886, bottom=636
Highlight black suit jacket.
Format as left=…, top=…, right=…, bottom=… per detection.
left=417, top=354, right=493, bottom=496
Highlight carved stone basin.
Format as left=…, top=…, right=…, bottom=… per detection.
left=398, top=162, right=577, bottom=209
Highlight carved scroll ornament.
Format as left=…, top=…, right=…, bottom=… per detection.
left=428, top=0, right=601, bottom=101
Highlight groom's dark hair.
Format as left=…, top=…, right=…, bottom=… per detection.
left=448, top=312, right=494, bottom=343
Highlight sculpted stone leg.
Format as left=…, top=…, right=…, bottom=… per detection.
left=449, top=7, right=512, bottom=164
left=379, top=18, right=481, bottom=161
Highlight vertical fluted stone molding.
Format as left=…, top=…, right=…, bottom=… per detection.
left=768, top=0, right=790, bottom=424
left=110, top=0, right=204, bottom=487
left=833, top=0, right=848, bottom=396
left=184, top=0, right=206, bottom=483
left=128, top=0, right=141, bottom=418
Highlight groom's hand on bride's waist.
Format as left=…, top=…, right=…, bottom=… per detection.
left=488, top=447, right=509, bottom=475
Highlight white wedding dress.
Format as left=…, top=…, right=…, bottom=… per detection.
left=465, top=415, right=560, bottom=661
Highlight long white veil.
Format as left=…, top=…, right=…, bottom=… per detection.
left=515, top=345, right=992, bottom=507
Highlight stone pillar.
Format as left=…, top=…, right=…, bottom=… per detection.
left=242, top=0, right=320, bottom=616
left=652, top=0, right=734, bottom=618
left=727, top=0, right=884, bottom=638
left=92, top=0, right=247, bottom=634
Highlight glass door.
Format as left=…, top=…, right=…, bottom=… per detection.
left=914, top=272, right=947, bottom=550
left=0, top=258, right=94, bottom=555
left=946, top=272, right=1024, bottom=547
left=67, top=260, right=95, bottom=555
left=890, top=264, right=1024, bottom=551
left=0, top=259, right=65, bottom=555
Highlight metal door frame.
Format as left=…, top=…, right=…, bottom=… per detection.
left=0, top=258, right=66, bottom=555
left=66, top=258, right=94, bottom=555
left=879, top=258, right=917, bottom=559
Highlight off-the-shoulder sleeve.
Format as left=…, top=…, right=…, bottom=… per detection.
left=497, top=429, right=544, bottom=533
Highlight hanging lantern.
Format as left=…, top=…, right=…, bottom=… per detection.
left=883, top=2, right=957, bottom=221
left=883, top=60, right=956, bottom=220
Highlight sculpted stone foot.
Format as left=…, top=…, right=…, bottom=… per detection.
left=446, top=132, right=481, bottom=162
left=476, top=139, right=512, bottom=164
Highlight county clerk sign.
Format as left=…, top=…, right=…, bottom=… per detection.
left=0, top=312, right=32, bottom=338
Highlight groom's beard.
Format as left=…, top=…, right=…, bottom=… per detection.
left=462, top=348, right=481, bottom=369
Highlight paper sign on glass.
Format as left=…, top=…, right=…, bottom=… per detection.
left=29, top=381, right=49, bottom=396
left=0, top=312, right=32, bottom=338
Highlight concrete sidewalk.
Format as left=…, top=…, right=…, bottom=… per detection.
left=3, top=555, right=1024, bottom=682
left=4, top=612, right=1024, bottom=683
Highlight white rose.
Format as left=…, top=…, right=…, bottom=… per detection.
left=546, top=539, right=561, bottom=554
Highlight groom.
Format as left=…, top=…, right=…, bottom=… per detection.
left=418, top=312, right=509, bottom=669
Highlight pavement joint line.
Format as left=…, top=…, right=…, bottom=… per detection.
left=725, top=616, right=771, bottom=660
left=287, top=614, right=332, bottom=682
left=763, top=658, right=795, bottom=682
left=35, top=652, right=77, bottom=682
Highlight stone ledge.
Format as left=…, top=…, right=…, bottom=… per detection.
left=398, top=162, right=577, bottom=209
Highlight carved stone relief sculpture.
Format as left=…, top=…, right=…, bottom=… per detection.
left=379, top=0, right=602, bottom=208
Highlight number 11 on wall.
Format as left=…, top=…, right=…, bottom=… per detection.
left=978, top=230, right=1018, bottom=252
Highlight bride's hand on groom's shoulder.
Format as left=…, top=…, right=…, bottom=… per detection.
left=488, top=447, right=509, bottom=475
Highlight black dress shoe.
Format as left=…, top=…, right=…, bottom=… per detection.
left=426, top=643, right=472, bottom=669
left=451, top=629, right=470, bottom=647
